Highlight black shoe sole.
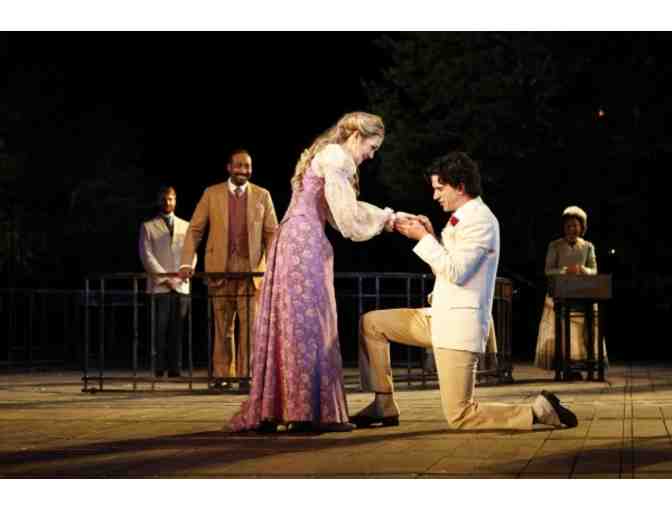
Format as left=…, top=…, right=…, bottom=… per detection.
left=351, top=415, right=400, bottom=429
left=287, top=423, right=321, bottom=435
left=541, top=390, right=578, bottom=428
left=256, top=422, right=278, bottom=434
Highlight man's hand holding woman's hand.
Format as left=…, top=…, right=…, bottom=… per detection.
left=384, top=210, right=435, bottom=241
left=415, top=215, right=435, bottom=237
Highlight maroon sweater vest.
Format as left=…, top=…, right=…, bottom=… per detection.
left=228, top=189, right=249, bottom=258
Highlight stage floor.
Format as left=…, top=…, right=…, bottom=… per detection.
left=1, top=363, right=672, bottom=479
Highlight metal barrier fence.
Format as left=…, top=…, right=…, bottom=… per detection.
left=1, top=273, right=514, bottom=390
left=0, top=288, right=83, bottom=368
left=81, top=272, right=259, bottom=392
left=334, top=273, right=514, bottom=385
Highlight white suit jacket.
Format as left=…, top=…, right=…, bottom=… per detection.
left=139, top=215, right=196, bottom=295
left=413, top=197, right=499, bottom=353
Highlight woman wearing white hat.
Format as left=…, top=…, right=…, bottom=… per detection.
left=534, top=206, right=606, bottom=376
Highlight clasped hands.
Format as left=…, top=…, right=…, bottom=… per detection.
left=565, top=264, right=587, bottom=275
left=160, top=276, right=184, bottom=289
left=388, top=211, right=435, bottom=241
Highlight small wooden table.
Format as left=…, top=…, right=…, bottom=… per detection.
left=548, top=274, right=612, bottom=382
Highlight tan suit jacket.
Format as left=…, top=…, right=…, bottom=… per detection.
left=139, top=215, right=195, bottom=295
left=179, top=182, right=278, bottom=288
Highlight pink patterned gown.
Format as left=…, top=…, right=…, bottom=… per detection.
left=229, top=144, right=390, bottom=431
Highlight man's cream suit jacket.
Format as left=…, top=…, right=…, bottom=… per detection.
left=179, top=182, right=278, bottom=289
left=139, top=215, right=195, bottom=295
left=413, top=197, right=499, bottom=353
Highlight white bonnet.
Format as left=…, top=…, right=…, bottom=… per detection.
left=562, top=205, right=587, bottom=232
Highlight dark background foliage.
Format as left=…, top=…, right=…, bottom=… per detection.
left=2, top=32, right=670, bottom=363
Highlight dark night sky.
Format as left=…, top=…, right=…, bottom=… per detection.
left=4, top=32, right=672, bottom=278
left=4, top=30, right=672, bottom=361
left=38, top=33, right=381, bottom=202
left=2, top=32, right=420, bottom=274
left=60, top=34, right=386, bottom=227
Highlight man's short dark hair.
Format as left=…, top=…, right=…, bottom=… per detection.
left=228, top=148, right=251, bottom=165
left=425, top=151, right=482, bottom=198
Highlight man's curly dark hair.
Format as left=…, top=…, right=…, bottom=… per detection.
left=424, top=151, right=482, bottom=198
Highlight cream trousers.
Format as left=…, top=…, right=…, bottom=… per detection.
left=358, top=308, right=533, bottom=430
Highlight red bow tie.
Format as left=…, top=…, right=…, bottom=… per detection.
left=449, top=216, right=459, bottom=226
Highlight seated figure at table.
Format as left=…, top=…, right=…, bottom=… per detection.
left=534, top=205, right=606, bottom=375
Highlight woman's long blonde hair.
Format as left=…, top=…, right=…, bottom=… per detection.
left=291, top=111, right=385, bottom=194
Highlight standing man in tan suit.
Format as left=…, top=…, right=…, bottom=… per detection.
left=139, top=186, right=196, bottom=378
left=179, top=149, right=278, bottom=390
left=352, top=152, right=578, bottom=430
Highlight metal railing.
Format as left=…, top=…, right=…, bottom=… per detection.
left=0, top=288, right=83, bottom=368
left=336, top=273, right=513, bottom=384
left=1, top=273, right=514, bottom=390
left=81, top=272, right=259, bottom=392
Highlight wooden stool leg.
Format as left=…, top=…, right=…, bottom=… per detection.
left=586, top=303, right=595, bottom=381
left=598, top=302, right=606, bottom=382
left=563, top=303, right=572, bottom=381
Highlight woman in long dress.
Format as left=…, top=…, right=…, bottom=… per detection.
left=534, top=206, right=606, bottom=373
left=229, top=112, right=395, bottom=433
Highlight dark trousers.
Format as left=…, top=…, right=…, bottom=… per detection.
left=152, top=292, right=189, bottom=373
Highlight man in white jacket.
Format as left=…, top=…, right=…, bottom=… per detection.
left=352, top=152, right=577, bottom=430
left=139, top=186, right=196, bottom=378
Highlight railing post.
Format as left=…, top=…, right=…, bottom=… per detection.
left=206, top=283, right=213, bottom=388
left=83, top=279, right=90, bottom=392
left=40, top=290, right=48, bottom=361
left=357, top=275, right=363, bottom=390
left=27, top=290, right=34, bottom=368
left=63, top=291, right=69, bottom=364
left=187, top=289, right=193, bottom=391
left=422, top=275, right=430, bottom=386
left=132, top=277, right=139, bottom=391
left=405, top=276, right=412, bottom=387
left=246, top=273, right=251, bottom=387
left=99, top=278, right=105, bottom=391
left=8, top=289, right=16, bottom=369
left=150, top=292, right=156, bottom=390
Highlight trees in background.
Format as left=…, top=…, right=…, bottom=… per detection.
left=0, top=52, right=150, bottom=287
left=364, top=33, right=672, bottom=358
left=365, top=32, right=672, bottom=279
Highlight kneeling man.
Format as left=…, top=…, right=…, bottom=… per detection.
left=352, top=152, right=577, bottom=430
